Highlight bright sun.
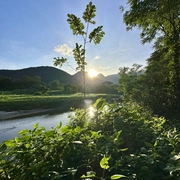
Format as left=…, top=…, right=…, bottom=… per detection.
left=88, top=69, right=98, bottom=78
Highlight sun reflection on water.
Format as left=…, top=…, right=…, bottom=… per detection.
left=88, top=106, right=96, bottom=117
left=84, top=99, right=96, bottom=118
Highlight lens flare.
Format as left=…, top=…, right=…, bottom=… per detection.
left=88, top=69, right=98, bottom=78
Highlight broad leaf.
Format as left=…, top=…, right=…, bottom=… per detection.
left=18, top=129, right=29, bottom=136
left=4, top=140, right=15, bottom=148
left=100, top=156, right=109, bottom=169
left=93, top=98, right=106, bottom=111
left=111, top=174, right=127, bottom=179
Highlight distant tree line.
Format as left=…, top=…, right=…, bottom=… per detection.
left=0, top=75, right=118, bottom=95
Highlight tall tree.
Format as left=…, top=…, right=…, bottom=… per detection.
left=121, top=0, right=180, bottom=108
left=54, top=2, right=105, bottom=98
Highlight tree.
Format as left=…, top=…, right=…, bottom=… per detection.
left=63, top=84, right=78, bottom=94
left=54, top=2, right=105, bottom=98
left=49, top=80, right=64, bottom=91
left=121, top=0, right=180, bottom=109
left=118, top=64, right=144, bottom=102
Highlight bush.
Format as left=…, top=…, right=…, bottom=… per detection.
left=0, top=99, right=179, bottom=179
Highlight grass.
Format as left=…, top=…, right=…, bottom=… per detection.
left=0, top=92, right=120, bottom=111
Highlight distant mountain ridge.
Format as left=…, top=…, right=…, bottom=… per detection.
left=0, top=66, right=119, bottom=85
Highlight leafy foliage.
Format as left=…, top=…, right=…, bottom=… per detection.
left=54, top=2, right=105, bottom=97
left=121, top=0, right=180, bottom=111
left=53, top=57, right=67, bottom=68
left=1, top=98, right=178, bottom=180
left=89, top=26, right=105, bottom=44
left=73, top=43, right=86, bottom=71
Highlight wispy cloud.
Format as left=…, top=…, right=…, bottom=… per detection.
left=93, top=56, right=100, bottom=60
left=99, top=66, right=110, bottom=70
left=54, top=44, right=73, bottom=56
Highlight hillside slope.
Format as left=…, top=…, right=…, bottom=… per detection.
left=0, top=66, right=119, bottom=85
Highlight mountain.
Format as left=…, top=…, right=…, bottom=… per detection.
left=0, top=66, right=119, bottom=85
left=0, top=66, right=73, bottom=84
left=106, top=74, right=119, bottom=84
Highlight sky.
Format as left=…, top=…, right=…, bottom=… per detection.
left=0, top=0, right=153, bottom=76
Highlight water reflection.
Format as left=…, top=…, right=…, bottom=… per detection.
left=0, top=112, right=70, bottom=143
left=84, top=99, right=93, bottom=105
left=88, top=106, right=96, bottom=117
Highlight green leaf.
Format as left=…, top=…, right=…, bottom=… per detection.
left=17, top=136, right=31, bottom=142
left=25, top=144, right=30, bottom=148
left=67, top=14, right=85, bottom=35
left=144, top=142, right=153, bottom=148
left=81, top=174, right=95, bottom=179
left=58, top=121, right=62, bottom=129
left=119, top=148, right=128, bottom=152
left=33, top=123, right=39, bottom=129
left=83, top=1, right=96, bottom=24
left=100, top=156, right=109, bottom=170
left=53, top=57, right=67, bottom=68
left=15, top=137, right=19, bottom=143
left=93, top=98, right=106, bottom=111
left=114, top=130, right=122, bottom=142
left=111, top=174, right=127, bottom=179
left=81, top=171, right=96, bottom=179
left=89, top=26, right=105, bottom=44
left=4, top=140, right=15, bottom=148
left=61, top=125, right=69, bottom=133
left=45, top=130, right=55, bottom=137
left=154, top=140, right=158, bottom=147
left=73, top=43, right=86, bottom=71
left=18, top=129, right=29, bottom=136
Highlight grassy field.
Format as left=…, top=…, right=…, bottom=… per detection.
left=0, top=92, right=120, bottom=111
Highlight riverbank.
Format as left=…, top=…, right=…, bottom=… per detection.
left=0, top=93, right=119, bottom=111
left=0, top=93, right=120, bottom=120
left=0, top=108, right=63, bottom=120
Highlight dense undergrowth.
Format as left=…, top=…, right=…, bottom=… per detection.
left=0, top=98, right=179, bottom=179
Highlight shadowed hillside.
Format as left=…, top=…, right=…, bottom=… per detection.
left=0, top=66, right=119, bottom=85
left=0, top=66, right=73, bottom=84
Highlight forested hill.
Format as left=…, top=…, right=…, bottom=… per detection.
left=0, top=66, right=73, bottom=84
left=0, top=66, right=119, bottom=85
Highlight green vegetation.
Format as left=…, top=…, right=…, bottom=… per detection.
left=119, top=0, right=180, bottom=117
left=54, top=1, right=105, bottom=98
left=0, top=99, right=179, bottom=179
left=0, top=93, right=118, bottom=111
left=0, top=1, right=180, bottom=180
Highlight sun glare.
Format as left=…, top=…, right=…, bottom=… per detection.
left=88, top=69, right=98, bottom=78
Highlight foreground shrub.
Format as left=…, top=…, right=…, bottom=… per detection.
left=0, top=99, right=179, bottom=179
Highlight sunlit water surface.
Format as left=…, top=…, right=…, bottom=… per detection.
left=0, top=99, right=96, bottom=144
left=0, top=112, right=71, bottom=143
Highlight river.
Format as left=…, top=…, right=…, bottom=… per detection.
left=0, top=112, right=71, bottom=143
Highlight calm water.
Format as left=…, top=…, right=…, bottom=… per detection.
left=0, top=112, right=71, bottom=143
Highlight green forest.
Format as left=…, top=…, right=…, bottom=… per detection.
left=0, top=1, right=180, bottom=179
left=0, top=70, right=118, bottom=95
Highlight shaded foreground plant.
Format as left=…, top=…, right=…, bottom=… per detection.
left=0, top=99, right=179, bottom=179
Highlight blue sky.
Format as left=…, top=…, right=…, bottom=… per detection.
left=0, top=0, right=153, bottom=76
